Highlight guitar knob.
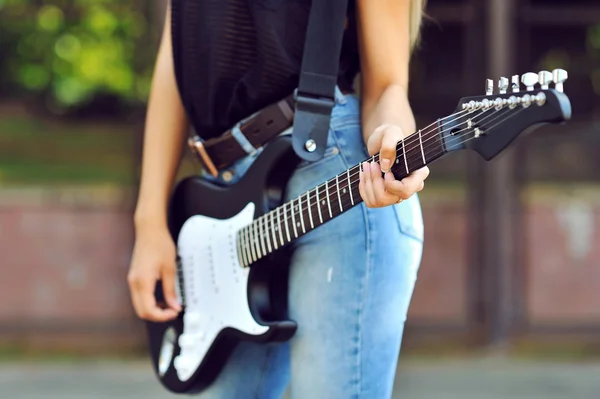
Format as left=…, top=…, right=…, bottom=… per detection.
left=521, top=72, right=538, bottom=92
left=498, top=77, right=509, bottom=94
left=511, top=75, right=520, bottom=93
left=538, top=70, right=552, bottom=90
left=185, top=312, right=202, bottom=328
left=552, top=68, right=568, bottom=92
left=485, top=79, right=493, bottom=95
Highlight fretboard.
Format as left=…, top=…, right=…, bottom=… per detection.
left=236, top=125, right=445, bottom=267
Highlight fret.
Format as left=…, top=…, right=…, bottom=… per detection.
left=298, top=197, right=306, bottom=234
left=401, top=139, right=409, bottom=175
left=253, top=220, right=262, bottom=259
left=263, top=216, right=271, bottom=254
left=325, top=181, right=333, bottom=218
left=262, top=216, right=272, bottom=254
left=276, top=207, right=284, bottom=246
left=270, top=211, right=278, bottom=250
left=315, top=187, right=323, bottom=223
left=237, top=230, right=247, bottom=267
left=424, top=124, right=446, bottom=163
left=231, top=124, right=449, bottom=266
left=347, top=168, right=354, bottom=206
left=247, top=225, right=256, bottom=263
left=290, top=200, right=298, bottom=238
left=245, top=227, right=252, bottom=265
left=283, top=202, right=291, bottom=243
left=418, top=129, right=426, bottom=165
left=306, top=191, right=314, bottom=229
left=407, top=140, right=425, bottom=170
left=258, top=217, right=266, bottom=256
left=336, top=175, right=343, bottom=212
left=244, top=227, right=251, bottom=266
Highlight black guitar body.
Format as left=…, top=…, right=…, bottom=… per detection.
left=146, top=136, right=300, bottom=393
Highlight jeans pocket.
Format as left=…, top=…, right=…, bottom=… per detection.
left=392, top=194, right=425, bottom=242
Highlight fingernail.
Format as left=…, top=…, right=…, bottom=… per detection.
left=380, top=159, right=391, bottom=172
left=363, top=162, right=370, bottom=172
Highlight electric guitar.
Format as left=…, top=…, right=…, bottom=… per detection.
left=146, top=69, right=571, bottom=394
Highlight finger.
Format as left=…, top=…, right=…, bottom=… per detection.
left=387, top=172, right=424, bottom=199
left=379, top=125, right=404, bottom=173
left=361, top=162, right=377, bottom=206
left=408, top=166, right=430, bottom=187
left=415, top=166, right=430, bottom=180
left=370, top=161, right=398, bottom=205
left=383, top=171, right=420, bottom=200
left=358, top=164, right=367, bottom=204
left=384, top=166, right=430, bottom=198
left=127, top=272, right=145, bottom=317
left=161, top=260, right=182, bottom=312
left=366, top=124, right=388, bottom=156
left=138, top=279, right=179, bottom=322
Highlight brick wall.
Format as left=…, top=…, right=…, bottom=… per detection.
left=1, top=185, right=599, bottom=353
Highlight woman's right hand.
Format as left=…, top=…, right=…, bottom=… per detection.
left=127, top=225, right=182, bottom=322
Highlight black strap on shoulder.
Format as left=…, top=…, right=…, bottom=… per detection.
left=292, top=0, right=349, bottom=162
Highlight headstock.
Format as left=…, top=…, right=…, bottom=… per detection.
left=440, top=68, right=572, bottom=161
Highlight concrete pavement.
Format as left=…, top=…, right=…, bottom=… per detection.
left=1, top=356, right=599, bottom=399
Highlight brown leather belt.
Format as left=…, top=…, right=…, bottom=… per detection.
left=188, top=94, right=296, bottom=177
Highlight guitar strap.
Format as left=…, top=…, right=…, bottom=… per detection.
left=291, top=0, right=349, bottom=162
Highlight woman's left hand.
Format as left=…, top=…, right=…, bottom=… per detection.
left=359, top=123, right=430, bottom=208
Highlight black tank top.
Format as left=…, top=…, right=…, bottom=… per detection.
left=171, top=0, right=359, bottom=140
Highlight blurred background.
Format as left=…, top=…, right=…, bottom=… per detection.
left=1, top=0, right=599, bottom=398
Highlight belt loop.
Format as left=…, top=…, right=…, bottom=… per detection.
left=231, top=122, right=257, bottom=155
left=334, top=86, right=347, bottom=105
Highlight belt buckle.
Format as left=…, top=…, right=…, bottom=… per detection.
left=188, top=136, right=219, bottom=177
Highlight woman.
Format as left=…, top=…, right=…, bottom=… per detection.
left=128, top=0, right=429, bottom=397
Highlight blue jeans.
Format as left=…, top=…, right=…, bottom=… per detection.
left=195, top=90, right=424, bottom=398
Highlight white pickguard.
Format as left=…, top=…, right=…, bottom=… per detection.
left=172, top=203, right=269, bottom=381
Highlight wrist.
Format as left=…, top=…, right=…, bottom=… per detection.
left=134, top=211, right=168, bottom=232
left=362, top=84, right=415, bottom=143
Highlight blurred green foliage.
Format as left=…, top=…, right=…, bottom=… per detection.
left=0, top=0, right=154, bottom=113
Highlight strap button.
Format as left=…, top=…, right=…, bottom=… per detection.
left=222, top=170, right=234, bottom=182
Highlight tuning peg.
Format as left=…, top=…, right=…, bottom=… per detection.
left=521, top=72, right=538, bottom=91
left=552, top=68, right=568, bottom=92
left=538, top=70, right=552, bottom=90
left=485, top=79, right=493, bottom=95
left=498, top=77, right=509, bottom=94
left=511, top=75, right=520, bottom=93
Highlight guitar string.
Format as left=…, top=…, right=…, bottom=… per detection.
left=261, top=104, right=510, bottom=226
left=246, top=104, right=524, bottom=266
left=320, top=106, right=527, bottom=214
left=245, top=106, right=491, bottom=231
left=241, top=105, right=528, bottom=264
left=240, top=104, right=515, bottom=258
left=239, top=105, right=527, bottom=261
left=237, top=91, right=541, bottom=256
left=277, top=107, right=510, bottom=225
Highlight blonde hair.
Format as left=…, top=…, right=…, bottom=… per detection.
left=409, top=0, right=427, bottom=52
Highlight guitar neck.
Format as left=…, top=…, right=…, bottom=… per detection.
left=237, top=124, right=446, bottom=266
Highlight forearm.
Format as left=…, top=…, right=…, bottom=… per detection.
left=356, top=0, right=415, bottom=144
left=134, top=10, right=189, bottom=230
left=361, top=83, right=415, bottom=144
